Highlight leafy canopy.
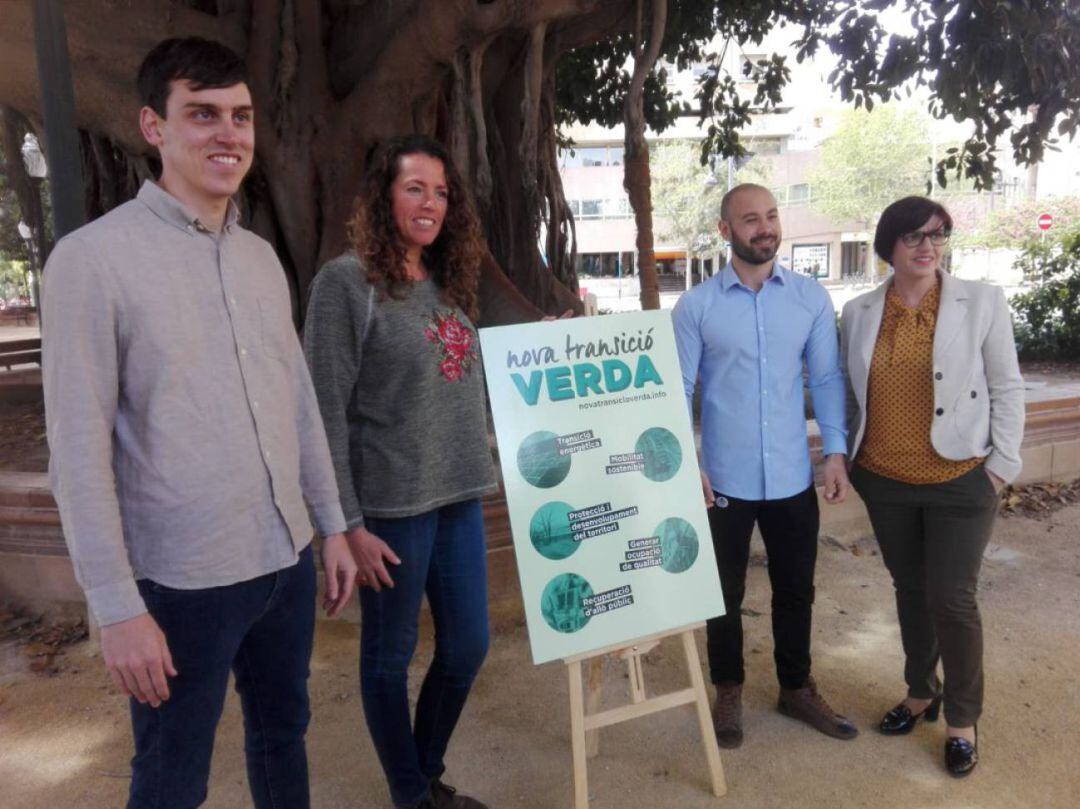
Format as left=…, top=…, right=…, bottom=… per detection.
left=955, top=196, right=1080, bottom=251
left=651, top=139, right=769, bottom=256
left=808, top=104, right=932, bottom=226
left=557, top=1, right=1079, bottom=188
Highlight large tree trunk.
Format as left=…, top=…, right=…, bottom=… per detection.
left=623, top=0, right=667, bottom=311
left=0, top=0, right=632, bottom=325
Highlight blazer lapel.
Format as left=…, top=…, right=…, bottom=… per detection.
left=856, top=281, right=888, bottom=375
left=934, top=271, right=969, bottom=358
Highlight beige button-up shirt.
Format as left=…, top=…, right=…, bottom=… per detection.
left=43, top=182, right=346, bottom=626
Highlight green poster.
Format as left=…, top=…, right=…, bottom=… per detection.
left=480, top=310, right=725, bottom=664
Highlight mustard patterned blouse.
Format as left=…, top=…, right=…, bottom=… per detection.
left=856, top=281, right=982, bottom=484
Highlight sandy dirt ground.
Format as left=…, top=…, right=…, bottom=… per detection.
left=3, top=503, right=1080, bottom=809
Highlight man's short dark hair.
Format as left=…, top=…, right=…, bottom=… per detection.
left=137, top=37, right=247, bottom=117
left=874, top=196, right=954, bottom=263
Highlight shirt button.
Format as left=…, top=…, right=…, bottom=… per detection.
left=240, top=348, right=248, bottom=356
left=230, top=297, right=237, bottom=306
left=253, top=400, right=260, bottom=408
left=971, top=391, right=977, bottom=398
left=934, top=371, right=943, bottom=380
left=935, top=407, right=944, bottom=416
left=264, top=450, right=271, bottom=459
left=762, top=389, right=767, bottom=396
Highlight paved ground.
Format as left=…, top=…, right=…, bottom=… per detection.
left=3, top=503, right=1079, bottom=808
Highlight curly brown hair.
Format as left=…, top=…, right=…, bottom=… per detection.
left=348, top=135, right=485, bottom=323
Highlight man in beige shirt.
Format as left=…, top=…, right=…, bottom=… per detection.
left=42, top=37, right=356, bottom=808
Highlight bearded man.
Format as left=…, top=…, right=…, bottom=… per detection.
left=672, top=183, right=857, bottom=749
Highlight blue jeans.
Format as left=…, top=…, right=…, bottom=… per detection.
left=128, top=544, right=316, bottom=809
left=361, top=499, right=490, bottom=808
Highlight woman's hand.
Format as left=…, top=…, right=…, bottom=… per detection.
left=345, top=526, right=401, bottom=592
left=319, top=534, right=358, bottom=617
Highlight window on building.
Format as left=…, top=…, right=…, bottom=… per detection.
left=579, top=147, right=607, bottom=167
left=788, top=183, right=811, bottom=205
left=568, top=196, right=632, bottom=220
left=576, top=252, right=630, bottom=278
left=561, top=145, right=626, bottom=168
left=752, top=138, right=782, bottom=156
left=579, top=200, right=603, bottom=218
left=740, top=54, right=767, bottom=80
left=841, top=242, right=865, bottom=278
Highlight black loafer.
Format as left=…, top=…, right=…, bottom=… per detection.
left=878, top=694, right=942, bottom=735
left=945, top=728, right=978, bottom=778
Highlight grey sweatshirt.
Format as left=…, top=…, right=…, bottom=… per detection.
left=304, top=253, right=497, bottom=525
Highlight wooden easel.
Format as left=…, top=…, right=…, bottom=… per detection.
left=563, top=622, right=727, bottom=808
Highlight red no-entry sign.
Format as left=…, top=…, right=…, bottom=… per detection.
left=1038, top=213, right=1053, bottom=231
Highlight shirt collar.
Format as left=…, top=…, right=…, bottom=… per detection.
left=136, top=180, right=240, bottom=235
left=885, top=278, right=940, bottom=323
left=719, top=261, right=788, bottom=291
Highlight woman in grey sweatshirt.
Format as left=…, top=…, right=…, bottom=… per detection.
left=304, top=135, right=497, bottom=809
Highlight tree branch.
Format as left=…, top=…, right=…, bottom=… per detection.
left=0, top=0, right=243, bottom=154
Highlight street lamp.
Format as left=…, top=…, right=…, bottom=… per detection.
left=21, top=133, right=48, bottom=179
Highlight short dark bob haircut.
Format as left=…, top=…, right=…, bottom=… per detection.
left=873, top=196, right=954, bottom=263
left=137, top=37, right=247, bottom=117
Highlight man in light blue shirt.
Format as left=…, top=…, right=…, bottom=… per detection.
left=672, top=183, right=856, bottom=748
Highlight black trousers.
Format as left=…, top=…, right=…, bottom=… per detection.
left=705, top=486, right=819, bottom=690
left=851, top=463, right=998, bottom=728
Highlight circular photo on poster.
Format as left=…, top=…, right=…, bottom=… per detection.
left=529, top=501, right=578, bottom=560
left=541, top=572, right=594, bottom=634
left=655, top=517, right=699, bottom=573
left=517, top=430, right=571, bottom=488
left=635, top=427, right=682, bottom=482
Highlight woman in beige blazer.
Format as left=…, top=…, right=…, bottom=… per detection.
left=840, top=196, right=1024, bottom=777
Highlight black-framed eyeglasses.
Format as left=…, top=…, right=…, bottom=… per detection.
left=900, top=228, right=950, bottom=248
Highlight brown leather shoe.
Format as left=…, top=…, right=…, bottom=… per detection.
left=428, top=779, right=488, bottom=809
left=777, top=676, right=858, bottom=740
left=711, top=681, right=744, bottom=748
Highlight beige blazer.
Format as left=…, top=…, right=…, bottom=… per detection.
left=840, top=271, right=1025, bottom=483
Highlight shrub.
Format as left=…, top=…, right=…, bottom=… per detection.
left=1010, top=230, right=1080, bottom=360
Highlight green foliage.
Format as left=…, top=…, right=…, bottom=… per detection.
left=557, top=1, right=823, bottom=152
left=822, top=0, right=1080, bottom=191
left=651, top=139, right=769, bottom=256
left=808, top=104, right=932, bottom=227
left=0, top=140, right=30, bottom=263
left=0, top=260, right=29, bottom=300
left=558, top=1, right=1079, bottom=187
left=955, top=197, right=1080, bottom=251
left=1010, top=231, right=1080, bottom=360
left=556, top=40, right=682, bottom=133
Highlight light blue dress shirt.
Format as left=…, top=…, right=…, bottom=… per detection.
left=672, top=263, right=847, bottom=501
